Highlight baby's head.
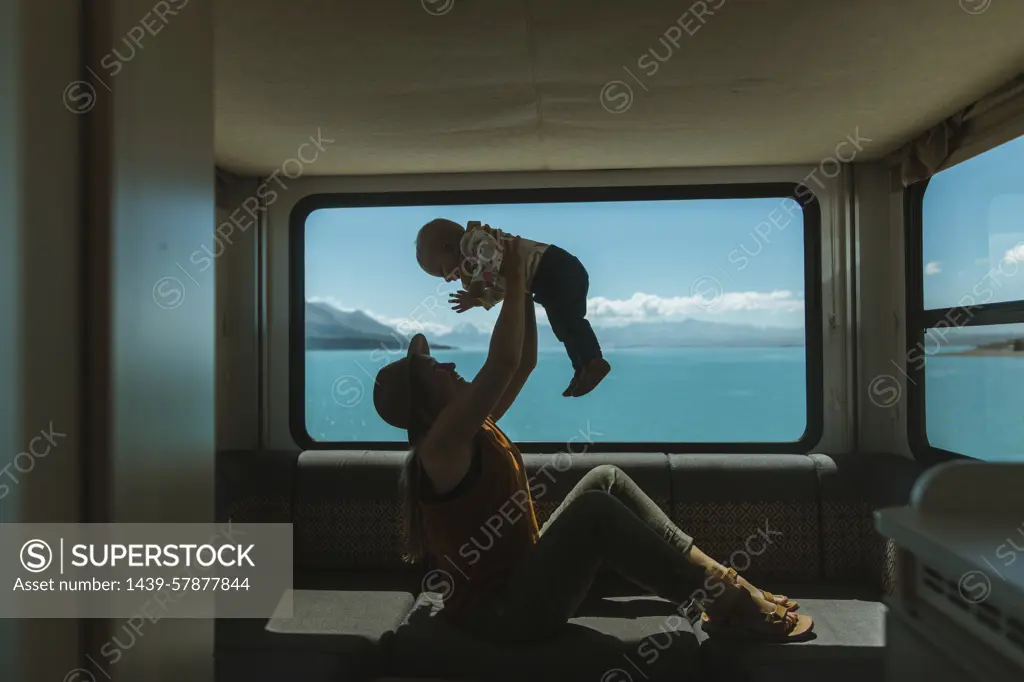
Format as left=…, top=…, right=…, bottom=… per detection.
left=416, top=218, right=465, bottom=282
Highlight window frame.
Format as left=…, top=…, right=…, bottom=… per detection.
left=289, top=182, right=824, bottom=453
left=905, top=166, right=1024, bottom=464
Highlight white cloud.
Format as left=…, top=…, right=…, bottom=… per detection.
left=306, top=295, right=348, bottom=310
left=365, top=312, right=453, bottom=337
left=1005, top=244, right=1024, bottom=264
left=925, top=261, right=942, bottom=276
left=310, top=290, right=804, bottom=335
left=586, top=290, right=803, bottom=326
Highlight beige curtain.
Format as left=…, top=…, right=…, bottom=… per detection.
left=895, top=73, right=1024, bottom=187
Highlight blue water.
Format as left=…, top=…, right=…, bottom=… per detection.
left=926, top=354, right=1024, bottom=462
left=307, top=347, right=808, bottom=444
left=306, top=348, right=1023, bottom=460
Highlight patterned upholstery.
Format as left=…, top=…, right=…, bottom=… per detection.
left=216, top=449, right=299, bottom=524
left=820, top=498, right=877, bottom=580
left=810, top=453, right=923, bottom=592
left=669, top=454, right=821, bottom=582
left=293, top=451, right=410, bottom=570
left=294, top=498, right=408, bottom=570
left=225, top=494, right=293, bottom=524
left=674, top=500, right=820, bottom=581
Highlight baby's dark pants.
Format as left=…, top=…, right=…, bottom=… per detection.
left=530, top=246, right=602, bottom=372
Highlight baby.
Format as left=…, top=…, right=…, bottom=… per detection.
left=416, top=218, right=610, bottom=397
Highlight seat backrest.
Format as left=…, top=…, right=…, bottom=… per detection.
left=217, top=449, right=925, bottom=590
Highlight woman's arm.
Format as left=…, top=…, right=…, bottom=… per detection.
left=419, top=238, right=526, bottom=490
left=489, top=292, right=537, bottom=422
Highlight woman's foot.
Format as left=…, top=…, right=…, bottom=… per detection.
left=570, top=358, right=611, bottom=397
left=702, top=568, right=813, bottom=642
left=713, top=565, right=798, bottom=611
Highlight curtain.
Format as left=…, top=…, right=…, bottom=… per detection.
left=894, top=73, right=1024, bottom=187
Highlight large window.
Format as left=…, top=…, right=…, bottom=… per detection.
left=291, top=185, right=822, bottom=452
left=908, top=134, right=1024, bottom=462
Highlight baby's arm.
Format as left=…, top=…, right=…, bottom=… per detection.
left=467, top=280, right=501, bottom=310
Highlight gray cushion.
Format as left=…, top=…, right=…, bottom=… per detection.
left=215, top=571, right=417, bottom=682
left=669, top=454, right=820, bottom=582
left=216, top=450, right=298, bottom=524
left=388, top=593, right=701, bottom=681
left=810, top=453, right=923, bottom=590
left=696, top=586, right=886, bottom=682
left=293, top=450, right=409, bottom=569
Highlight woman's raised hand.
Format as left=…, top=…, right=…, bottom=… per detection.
left=499, top=235, right=524, bottom=287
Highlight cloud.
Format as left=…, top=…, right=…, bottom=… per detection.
left=925, top=261, right=942, bottom=276
left=311, top=290, right=804, bottom=335
left=1005, top=244, right=1024, bottom=264
left=366, top=312, right=453, bottom=337
left=586, top=290, right=804, bottom=326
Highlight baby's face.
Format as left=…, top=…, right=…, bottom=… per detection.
left=422, top=239, right=462, bottom=282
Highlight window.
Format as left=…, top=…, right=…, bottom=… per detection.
left=908, top=134, right=1024, bottom=462
left=291, top=185, right=822, bottom=452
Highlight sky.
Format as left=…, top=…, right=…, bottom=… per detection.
left=304, top=132, right=1023, bottom=338
left=922, top=134, right=1024, bottom=310
left=305, top=196, right=807, bottom=336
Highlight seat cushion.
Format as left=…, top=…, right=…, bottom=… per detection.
left=215, top=571, right=417, bottom=682
left=216, top=449, right=298, bottom=523
left=388, top=593, right=701, bottom=682
left=293, top=450, right=409, bottom=570
left=810, top=453, right=923, bottom=591
left=669, top=454, right=820, bottom=582
left=696, top=585, right=886, bottom=682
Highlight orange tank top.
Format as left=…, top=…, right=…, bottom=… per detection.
left=419, top=417, right=540, bottom=620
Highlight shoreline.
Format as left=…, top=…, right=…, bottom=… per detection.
left=938, top=349, right=1024, bottom=358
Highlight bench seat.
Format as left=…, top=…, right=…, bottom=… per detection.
left=215, top=450, right=924, bottom=682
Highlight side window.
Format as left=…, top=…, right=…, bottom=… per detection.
left=910, top=134, right=1024, bottom=462
left=292, top=187, right=823, bottom=452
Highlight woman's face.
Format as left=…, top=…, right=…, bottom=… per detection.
left=410, top=354, right=467, bottom=409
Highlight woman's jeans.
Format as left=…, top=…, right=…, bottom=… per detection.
left=461, top=465, right=709, bottom=642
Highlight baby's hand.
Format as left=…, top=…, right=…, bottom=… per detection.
left=449, top=290, right=479, bottom=314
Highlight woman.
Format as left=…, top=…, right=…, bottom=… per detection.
left=372, top=236, right=813, bottom=643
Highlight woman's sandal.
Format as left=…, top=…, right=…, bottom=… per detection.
left=718, top=566, right=799, bottom=611
left=701, top=603, right=815, bottom=642
left=700, top=570, right=814, bottom=642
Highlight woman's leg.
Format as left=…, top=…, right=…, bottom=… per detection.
left=463, top=487, right=708, bottom=642
left=462, top=465, right=805, bottom=642
left=541, top=464, right=683, bottom=546
left=547, top=466, right=797, bottom=610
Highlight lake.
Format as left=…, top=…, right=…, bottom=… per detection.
left=305, top=347, right=1022, bottom=461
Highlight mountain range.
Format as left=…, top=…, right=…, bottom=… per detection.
left=305, top=301, right=805, bottom=350
left=305, top=301, right=457, bottom=350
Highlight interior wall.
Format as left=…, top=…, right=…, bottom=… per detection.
left=855, top=163, right=911, bottom=457
left=0, top=0, right=83, bottom=679
left=82, top=0, right=215, bottom=679
left=257, top=166, right=853, bottom=455
left=0, top=0, right=22, bottom=674
left=217, top=178, right=261, bottom=451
